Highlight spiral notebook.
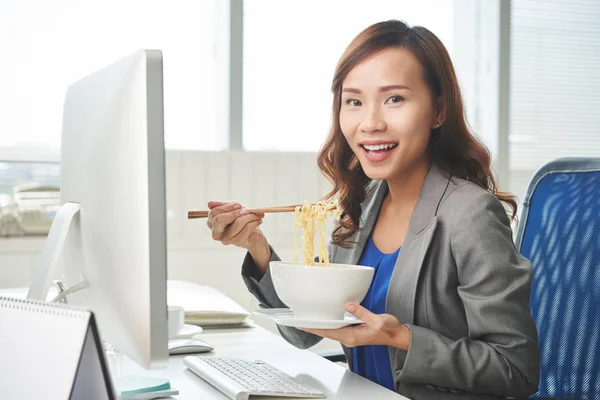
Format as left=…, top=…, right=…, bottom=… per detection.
left=0, top=296, right=116, bottom=400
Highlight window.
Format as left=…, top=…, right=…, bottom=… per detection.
left=0, top=0, right=219, bottom=152
left=0, top=160, right=60, bottom=237
left=0, top=161, right=59, bottom=199
left=509, top=0, right=600, bottom=171
left=242, top=0, right=455, bottom=152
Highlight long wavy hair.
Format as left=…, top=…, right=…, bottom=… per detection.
left=317, top=20, right=517, bottom=248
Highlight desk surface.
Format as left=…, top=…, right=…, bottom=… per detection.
left=122, top=324, right=408, bottom=400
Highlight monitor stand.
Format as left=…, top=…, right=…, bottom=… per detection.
left=27, top=201, right=82, bottom=301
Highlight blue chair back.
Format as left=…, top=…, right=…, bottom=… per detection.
left=515, top=158, right=600, bottom=399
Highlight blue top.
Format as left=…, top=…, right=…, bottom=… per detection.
left=352, top=237, right=400, bottom=391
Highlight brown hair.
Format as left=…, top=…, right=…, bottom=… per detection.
left=317, top=20, right=517, bottom=248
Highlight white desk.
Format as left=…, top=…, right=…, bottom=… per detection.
left=121, top=325, right=409, bottom=400
left=0, top=288, right=408, bottom=399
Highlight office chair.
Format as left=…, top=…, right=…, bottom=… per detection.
left=515, top=157, right=600, bottom=400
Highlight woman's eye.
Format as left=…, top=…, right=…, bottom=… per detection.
left=345, top=99, right=362, bottom=107
left=386, top=96, right=404, bottom=104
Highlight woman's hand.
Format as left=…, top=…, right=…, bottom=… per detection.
left=207, top=201, right=272, bottom=276
left=301, top=302, right=411, bottom=350
left=207, top=201, right=266, bottom=250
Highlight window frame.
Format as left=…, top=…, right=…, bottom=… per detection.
left=1, top=0, right=510, bottom=188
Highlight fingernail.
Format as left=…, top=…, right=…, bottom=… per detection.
left=240, top=208, right=248, bottom=215
left=258, top=219, right=263, bottom=225
left=234, top=203, right=242, bottom=210
left=345, top=303, right=356, bottom=312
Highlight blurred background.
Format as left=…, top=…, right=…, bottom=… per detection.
left=1, top=0, right=598, bottom=352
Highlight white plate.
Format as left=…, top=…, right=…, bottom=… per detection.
left=176, top=324, right=203, bottom=338
left=252, top=308, right=363, bottom=329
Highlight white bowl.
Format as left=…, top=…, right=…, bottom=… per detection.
left=269, top=261, right=375, bottom=320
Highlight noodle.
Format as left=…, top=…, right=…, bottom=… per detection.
left=293, top=200, right=342, bottom=266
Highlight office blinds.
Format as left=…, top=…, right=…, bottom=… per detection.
left=509, top=0, right=600, bottom=170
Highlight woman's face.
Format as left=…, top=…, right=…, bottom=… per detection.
left=339, top=47, right=441, bottom=181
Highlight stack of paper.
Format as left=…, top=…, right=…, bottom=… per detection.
left=167, top=280, right=250, bottom=327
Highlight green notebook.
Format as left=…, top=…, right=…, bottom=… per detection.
left=111, top=375, right=173, bottom=399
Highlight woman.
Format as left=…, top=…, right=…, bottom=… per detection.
left=207, top=20, right=540, bottom=399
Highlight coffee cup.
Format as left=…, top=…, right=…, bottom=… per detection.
left=168, top=305, right=185, bottom=339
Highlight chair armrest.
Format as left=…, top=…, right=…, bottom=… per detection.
left=318, top=349, right=346, bottom=363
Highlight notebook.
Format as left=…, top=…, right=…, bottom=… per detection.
left=0, top=296, right=115, bottom=399
left=167, top=280, right=250, bottom=327
left=112, top=376, right=178, bottom=399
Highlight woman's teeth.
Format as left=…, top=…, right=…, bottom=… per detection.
left=362, top=143, right=398, bottom=152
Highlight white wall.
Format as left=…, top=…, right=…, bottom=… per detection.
left=0, top=150, right=341, bottom=353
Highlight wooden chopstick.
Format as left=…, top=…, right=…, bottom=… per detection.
left=187, top=204, right=303, bottom=219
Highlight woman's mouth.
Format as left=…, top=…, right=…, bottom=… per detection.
left=360, top=143, right=398, bottom=163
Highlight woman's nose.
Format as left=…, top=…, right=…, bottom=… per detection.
left=359, top=107, right=387, bottom=133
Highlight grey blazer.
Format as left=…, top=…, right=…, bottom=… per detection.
left=242, top=164, right=540, bottom=399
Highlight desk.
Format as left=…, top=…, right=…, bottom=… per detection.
left=0, top=288, right=408, bottom=399
left=121, top=325, right=409, bottom=400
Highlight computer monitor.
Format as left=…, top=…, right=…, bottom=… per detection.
left=27, top=49, right=169, bottom=370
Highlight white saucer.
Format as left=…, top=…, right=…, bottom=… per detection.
left=176, top=324, right=203, bottom=338
left=252, top=308, right=363, bottom=329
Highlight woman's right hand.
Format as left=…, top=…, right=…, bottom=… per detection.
left=206, top=201, right=266, bottom=251
left=207, top=201, right=272, bottom=276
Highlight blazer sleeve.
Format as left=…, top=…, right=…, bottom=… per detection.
left=241, top=245, right=323, bottom=349
left=399, top=191, right=540, bottom=397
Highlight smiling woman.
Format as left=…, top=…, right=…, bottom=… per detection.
left=229, top=20, right=541, bottom=400
left=317, top=23, right=518, bottom=249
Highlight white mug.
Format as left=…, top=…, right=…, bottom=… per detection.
left=167, top=305, right=185, bottom=339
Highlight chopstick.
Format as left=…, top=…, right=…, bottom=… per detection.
left=187, top=204, right=303, bottom=219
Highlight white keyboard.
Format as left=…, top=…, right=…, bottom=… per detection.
left=183, top=356, right=326, bottom=400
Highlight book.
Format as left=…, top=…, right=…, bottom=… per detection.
left=112, top=376, right=178, bottom=399
left=167, top=280, right=250, bottom=326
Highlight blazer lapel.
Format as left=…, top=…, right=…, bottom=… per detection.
left=386, top=164, right=450, bottom=324
left=386, top=217, right=438, bottom=325
left=385, top=165, right=451, bottom=373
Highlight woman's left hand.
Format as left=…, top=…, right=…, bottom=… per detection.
left=300, top=303, right=411, bottom=350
